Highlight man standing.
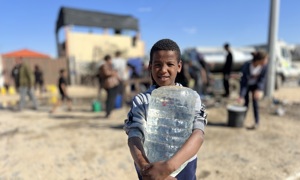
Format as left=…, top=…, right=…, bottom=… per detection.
left=11, top=61, right=21, bottom=91
left=222, top=43, right=233, bottom=97
left=14, top=57, right=38, bottom=110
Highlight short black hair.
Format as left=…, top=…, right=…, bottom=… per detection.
left=149, top=38, right=181, bottom=64
left=60, top=69, right=65, bottom=74
left=104, top=54, right=111, bottom=61
left=115, top=51, right=121, bottom=57
left=224, top=43, right=230, bottom=49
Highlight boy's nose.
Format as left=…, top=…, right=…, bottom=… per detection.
left=161, top=64, right=168, bottom=72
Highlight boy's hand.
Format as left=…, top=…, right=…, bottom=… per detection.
left=142, top=161, right=175, bottom=180
left=141, top=164, right=151, bottom=173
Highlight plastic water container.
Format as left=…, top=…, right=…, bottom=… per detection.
left=115, top=94, right=122, bottom=109
left=92, top=100, right=101, bottom=112
left=227, top=105, right=247, bottom=127
left=144, top=86, right=198, bottom=176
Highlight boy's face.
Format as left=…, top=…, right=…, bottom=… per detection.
left=149, top=50, right=182, bottom=86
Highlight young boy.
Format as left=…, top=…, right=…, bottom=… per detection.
left=50, top=69, right=72, bottom=113
left=124, top=39, right=207, bottom=179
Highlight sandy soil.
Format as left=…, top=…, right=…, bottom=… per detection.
left=0, top=84, right=300, bottom=180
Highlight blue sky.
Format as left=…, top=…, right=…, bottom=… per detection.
left=0, top=0, right=299, bottom=58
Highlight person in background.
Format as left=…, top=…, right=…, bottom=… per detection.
left=197, top=52, right=211, bottom=95
left=175, top=54, right=190, bottom=87
left=124, top=38, right=207, bottom=180
left=2, top=69, right=10, bottom=92
left=127, top=63, right=140, bottom=92
left=187, top=51, right=206, bottom=95
left=112, top=51, right=129, bottom=106
left=100, top=55, right=120, bottom=118
left=34, top=65, right=44, bottom=95
left=11, top=60, right=21, bottom=92
left=222, top=43, right=233, bottom=98
left=50, top=69, right=72, bottom=113
left=14, top=57, right=38, bottom=111
left=238, top=50, right=269, bottom=130
left=95, top=65, right=105, bottom=102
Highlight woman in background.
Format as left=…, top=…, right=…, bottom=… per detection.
left=239, top=50, right=269, bottom=129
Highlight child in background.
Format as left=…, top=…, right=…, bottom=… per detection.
left=238, top=50, right=269, bottom=129
left=124, top=39, right=207, bottom=180
left=50, top=69, right=72, bottom=113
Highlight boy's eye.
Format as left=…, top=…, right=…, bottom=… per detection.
left=154, top=63, right=161, bottom=68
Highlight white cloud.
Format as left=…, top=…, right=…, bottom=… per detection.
left=183, top=27, right=197, bottom=35
left=137, top=7, right=152, bottom=13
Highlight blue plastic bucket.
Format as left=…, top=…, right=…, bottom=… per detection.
left=115, top=95, right=122, bottom=109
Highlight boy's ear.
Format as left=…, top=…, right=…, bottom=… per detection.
left=177, top=60, right=182, bottom=73
left=148, top=63, right=152, bottom=71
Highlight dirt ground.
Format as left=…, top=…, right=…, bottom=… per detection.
left=0, top=84, right=300, bottom=180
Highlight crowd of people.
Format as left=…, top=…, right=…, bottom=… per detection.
left=2, top=42, right=269, bottom=128
left=2, top=50, right=145, bottom=116
left=5, top=57, right=70, bottom=113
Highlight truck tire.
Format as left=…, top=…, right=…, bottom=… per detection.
left=275, top=74, right=282, bottom=90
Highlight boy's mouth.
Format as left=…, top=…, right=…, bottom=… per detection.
left=158, top=76, right=170, bottom=81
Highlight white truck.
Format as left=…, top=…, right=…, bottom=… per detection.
left=183, top=40, right=300, bottom=93
left=244, top=40, right=300, bottom=89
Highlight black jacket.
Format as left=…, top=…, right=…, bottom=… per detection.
left=223, top=52, right=233, bottom=74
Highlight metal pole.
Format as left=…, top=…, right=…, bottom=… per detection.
left=266, top=0, right=280, bottom=97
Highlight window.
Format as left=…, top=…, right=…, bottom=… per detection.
left=281, top=48, right=290, bottom=59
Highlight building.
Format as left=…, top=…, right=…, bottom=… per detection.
left=55, top=7, right=146, bottom=85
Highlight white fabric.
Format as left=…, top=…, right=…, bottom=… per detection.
left=248, top=64, right=263, bottom=85
left=112, top=57, right=128, bottom=81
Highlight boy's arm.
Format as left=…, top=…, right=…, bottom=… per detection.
left=124, top=93, right=149, bottom=170
left=166, top=96, right=206, bottom=171
left=143, top=130, right=204, bottom=179
left=128, top=137, right=150, bottom=170
left=167, top=129, right=204, bottom=171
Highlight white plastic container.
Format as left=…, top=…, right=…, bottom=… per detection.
left=144, top=86, right=198, bottom=176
